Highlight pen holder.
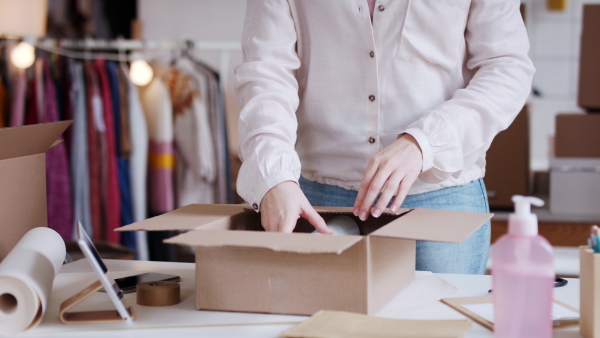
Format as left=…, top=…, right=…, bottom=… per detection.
left=580, top=246, right=600, bottom=338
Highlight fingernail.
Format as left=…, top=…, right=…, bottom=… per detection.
left=372, top=209, right=381, bottom=218
left=390, top=204, right=398, bottom=212
left=353, top=207, right=359, bottom=216
left=359, top=211, right=367, bottom=221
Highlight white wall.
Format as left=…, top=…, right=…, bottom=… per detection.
left=138, top=0, right=597, bottom=171
left=138, top=0, right=246, bottom=154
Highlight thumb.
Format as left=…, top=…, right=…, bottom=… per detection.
left=301, top=202, right=332, bottom=235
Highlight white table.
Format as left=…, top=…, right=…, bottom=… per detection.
left=18, top=259, right=580, bottom=338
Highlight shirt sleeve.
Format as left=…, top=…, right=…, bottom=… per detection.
left=402, top=0, right=535, bottom=183
left=234, top=0, right=301, bottom=210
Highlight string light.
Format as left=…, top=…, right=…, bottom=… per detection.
left=129, top=59, right=154, bottom=86
left=10, top=41, right=35, bottom=69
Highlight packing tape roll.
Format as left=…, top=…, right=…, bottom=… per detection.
left=136, top=281, right=180, bottom=307
left=0, top=228, right=65, bottom=335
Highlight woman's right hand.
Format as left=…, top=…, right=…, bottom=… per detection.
left=260, top=181, right=332, bottom=234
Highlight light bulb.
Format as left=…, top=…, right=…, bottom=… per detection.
left=10, top=42, right=35, bottom=69
left=129, top=59, right=153, bottom=86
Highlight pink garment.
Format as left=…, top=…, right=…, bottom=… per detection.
left=43, top=60, right=73, bottom=240
left=95, top=59, right=121, bottom=244
left=84, top=61, right=103, bottom=241
left=367, top=0, right=375, bottom=21
left=148, top=140, right=175, bottom=213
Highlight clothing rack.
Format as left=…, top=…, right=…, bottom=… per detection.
left=35, top=38, right=241, bottom=91
left=0, top=37, right=238, bottom=261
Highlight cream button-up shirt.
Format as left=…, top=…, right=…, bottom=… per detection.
left=234, top=0, right=535, bottom=210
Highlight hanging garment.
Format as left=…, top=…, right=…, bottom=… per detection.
left=54, top=55, right=72, bottom=152
left=24, top=76, right=38, bottom=125
left=84, top=60, right=105, bottom=241
left=9, top=69, right=26, bottom=127
left=140, top=75, right=175, bottom=214
left=43, top=59, right=73, bottom=240
left=106, top=60, right=135, bottom=251
left=120, top=64, right=149, bottom=261
left=95, top=59, right=121, bottom=244
left=68, top=59, right=93, bottom=237
left=0, top=79, right=7, bottom=128
left=190, top=60, right=231, bottom=203
left=35, top=59, right=45, bottom=123
left=168, top=60, right=216, bottom=206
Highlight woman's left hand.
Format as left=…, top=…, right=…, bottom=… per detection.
left=353, top=134, right=423, bottom=220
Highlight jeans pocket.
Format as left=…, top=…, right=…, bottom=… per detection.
left=396, top=0, right=470, bottom=74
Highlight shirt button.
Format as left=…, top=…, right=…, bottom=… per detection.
left=369, top=51, right=375, bottom=58
left=368, top=137, right=376, bottom=144
left=252, top=203, right=259, bottom=211
left=378, top=5, right=385, bottom=11
left=369, top=95, right=375, bottom=102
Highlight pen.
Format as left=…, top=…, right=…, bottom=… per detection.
left=488, top=277, right=568, bottom=293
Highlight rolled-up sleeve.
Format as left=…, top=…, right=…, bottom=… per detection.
left=234, top=0, right=301, bottom=209
left=404, top=0, right=535, bottom=183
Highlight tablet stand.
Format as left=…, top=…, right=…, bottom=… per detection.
left=59, top=280, right=135, bottom=324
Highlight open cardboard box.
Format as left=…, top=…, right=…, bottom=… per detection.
left=119, top=204, right=491, bottom=315
left=0, top=121, right=72, bottom=262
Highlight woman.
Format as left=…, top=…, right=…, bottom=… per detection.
left=234, top=0, right=535, bottom=274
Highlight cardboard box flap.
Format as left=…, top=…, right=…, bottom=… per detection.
left=371, top=208, right=493, bottom=243
left=0, top=121, right=72, bottom=160
left=117, top=204, right=248, bottom=231
left=165, top=230, right=364, bottom=254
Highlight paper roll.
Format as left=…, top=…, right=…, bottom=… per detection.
left=0, top=227, right=65, bottom=335
left=136, top=281, right=180, bottom=307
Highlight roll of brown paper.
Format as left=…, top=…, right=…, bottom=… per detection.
left=136, top=281, right=180, bottom=307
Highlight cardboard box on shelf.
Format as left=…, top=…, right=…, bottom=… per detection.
left=578, top=4, right=600, bottom=111
left=485, top=105, right=530, bottom=209
left=0, top=121, right=72, bottom=262
left=554, top=114, right=600, bottom=158
left=550, top=157, right=600, bottom=217
left=119, top=204, right=491, bottom=316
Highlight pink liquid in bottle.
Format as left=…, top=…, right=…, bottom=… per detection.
left=492, top=196, right=554, bottom=338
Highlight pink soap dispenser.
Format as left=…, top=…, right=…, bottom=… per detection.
left=492, top=195, right=554, bottom=338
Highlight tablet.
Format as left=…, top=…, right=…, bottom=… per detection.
left=75, top=221, right=133, bottom=322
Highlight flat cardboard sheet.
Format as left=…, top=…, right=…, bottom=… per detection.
left=281, top=310, right=472, bottom=338
left=440, top=295, right=580, bottom=331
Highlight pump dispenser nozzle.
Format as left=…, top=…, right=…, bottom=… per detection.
left=509, top=195, right=544, bottom=236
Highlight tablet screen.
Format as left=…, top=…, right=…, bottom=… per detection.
left=75, top=221, right=132, bottom=322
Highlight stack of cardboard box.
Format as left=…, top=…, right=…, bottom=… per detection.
left=550, top=5, right=600, bottom=217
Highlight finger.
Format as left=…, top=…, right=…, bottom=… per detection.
left=260, top=212, right=274, bottom=232
left=278, top=214, right=299, bottom=233
left=390, top=172, right=419, bottom=212
left=358, top=168, right=392, bottom=220
left=301, top=203, right=332, bottom=234
left=371, top=171, right=403, bottom=218
left=353, top=161, right=379, bottom=215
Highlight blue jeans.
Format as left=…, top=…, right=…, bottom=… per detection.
left=299, top=176, right=491, bottom=274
